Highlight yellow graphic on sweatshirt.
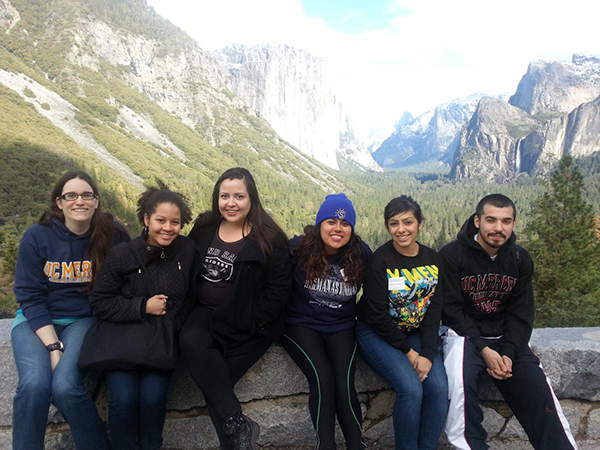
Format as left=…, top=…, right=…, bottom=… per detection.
left=387, top=265, right=438, bottom=332
left=44, top=260, right=92, bottom=283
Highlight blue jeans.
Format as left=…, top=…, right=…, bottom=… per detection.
left=105, top=369, right=172, bottom=450
left=356, top=321, right=448, bottom=450
left=11, top=318, right=109, bottom=450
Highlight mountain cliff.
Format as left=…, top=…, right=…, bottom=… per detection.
left=449, top=97, right=538, bottom=181
left=509, top=54, right=600, bottom=116
left=450, top=55, right=600, bottom=182
left=372, top=94, right=485, bottom=168
left=213, top=43, right=380, bottom=172
left=0, top=0, right=354, bottom=236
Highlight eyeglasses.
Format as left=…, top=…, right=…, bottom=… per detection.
left=59, top=192, right=97, bottom=201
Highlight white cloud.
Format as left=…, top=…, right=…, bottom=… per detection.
left=147, top=0, right=599, bottom=138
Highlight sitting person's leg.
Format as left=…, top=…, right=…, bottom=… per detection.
left=180, top=306, right=241, bottom=418
left=282, top=326, right=338, bottom=450
left=356, top=321, right=423, bottom=450
left=105, top=370, right=141, bottom=449
left=491, top=345, right=576, bottom=450
left=181, top=306, right=268, bottom=449
left=11, top=322, right=53, bottom=450
left=324, top=328, right=366, bottom=450
left=442, top=328, right=488, bottom=450
left=51, top=318, right=110, bottom=450
left=138, top=369, right=173, bottom=450
left=405, top=331, right=448, bottom=450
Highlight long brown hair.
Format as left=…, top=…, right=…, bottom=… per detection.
left=295, top=224, right=366, bottom=285
left=40, top=171, right=115, bottom=286
left=194, top=167, right=287, bottom=259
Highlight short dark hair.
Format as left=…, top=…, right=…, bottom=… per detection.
left=476, top=194, right=516, bottom=219
left=136, top=181, right=192, bottom=227
left=384, top=195, right=423, bottom=227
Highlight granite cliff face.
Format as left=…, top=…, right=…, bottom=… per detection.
left=372, top=94, right=485, bottom=168
left=0, top=0, right=353, bottom=208
left=213, top=44, right=380, bottom=172
left=449, top=97, right=538, bottom=181
left=450, top=55, right=600, bottom=182
left=509, top=54, right=600, bottom=116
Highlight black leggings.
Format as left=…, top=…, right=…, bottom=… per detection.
left=282, top=326, right=365, bottom=450
left=179, top=306, right=271, bottom=449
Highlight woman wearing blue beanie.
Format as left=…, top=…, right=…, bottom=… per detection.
left=282, top=193, right=371, bottom=450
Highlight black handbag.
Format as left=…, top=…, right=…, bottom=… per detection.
left=78, top=243, right=177, bottom=371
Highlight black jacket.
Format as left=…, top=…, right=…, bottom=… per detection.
left=188, top=221, right=292, bottom=355
left=90, top=235, right=195, bottom=331
left=440, top=213, right=534, bottom=361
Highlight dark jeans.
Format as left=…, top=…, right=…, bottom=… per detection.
left=11, top=318, right=110, bottom=450
left=105, top=369, right=173, bottom=450
left=356, top=321, right=448, bottom=450
left=180, top=306, right=271, bottom=449
left=282, top=326, right=365, bottom=450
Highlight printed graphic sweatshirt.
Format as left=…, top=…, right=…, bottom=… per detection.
left=357, top=240, right=444, bottom=362
left=14, top=218, right=130, bottom=331
left=286, top=235, right=372, bottom=333
left=440, top=213, right=534, bottom=361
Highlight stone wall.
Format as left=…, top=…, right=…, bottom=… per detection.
left=0, top=321, right=599, bottom=449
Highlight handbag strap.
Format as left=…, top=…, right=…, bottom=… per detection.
left=129, top=241, right=158, bottom=298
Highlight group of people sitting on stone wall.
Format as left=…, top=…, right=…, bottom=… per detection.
left=10, top=167, right=578, bottom=450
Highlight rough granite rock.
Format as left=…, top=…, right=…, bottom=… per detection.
left=509, top=54, right=600, bottom=116
left=588, top=408, right=600, bottom=438
left=0, top=320, right=599, bottom=449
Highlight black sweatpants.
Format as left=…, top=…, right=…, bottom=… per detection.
left=180, top=306, right=272, bottom=450
left=282, top=325, right=365, bottom=450
left=443, top=330, right=577, bottom=450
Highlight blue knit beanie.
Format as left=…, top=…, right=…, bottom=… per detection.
left=315, top=193, right=356, bottom=229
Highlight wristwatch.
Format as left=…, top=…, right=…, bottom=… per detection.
left=46, top=341, right=64, bottom=353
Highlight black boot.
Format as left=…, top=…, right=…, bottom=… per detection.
left=223, top=413, right=260, bottom=450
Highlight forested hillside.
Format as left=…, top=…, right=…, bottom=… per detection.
left=1, top=0, right=599, bottom=322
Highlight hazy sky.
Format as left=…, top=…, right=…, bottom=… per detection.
left=146, top=0, right=598, bottom=138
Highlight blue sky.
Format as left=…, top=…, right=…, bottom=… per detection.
left=300, top=0, right=410, bottom=33
left=147, top=0, right=598, bottom=139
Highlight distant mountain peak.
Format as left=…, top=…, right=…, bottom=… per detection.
left=372, top=93, right=491, bottom=169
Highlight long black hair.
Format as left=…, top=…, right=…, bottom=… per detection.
left=40, top=170, right=115, bottom=286
left=194, top=167, right=287, bottom=259
left=295, top=224, right=366, bottom=285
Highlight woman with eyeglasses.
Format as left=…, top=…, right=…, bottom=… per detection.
left=11, top=171, right=130, bottom=450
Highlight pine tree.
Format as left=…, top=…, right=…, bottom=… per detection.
left=525, top=156, right=600, bottom=327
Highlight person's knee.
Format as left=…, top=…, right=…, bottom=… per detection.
left=109, top=389, right=140, bottom=412
left=16, top=372, right=51, bottom=401
left=394, top=379, right=423, bottom=402
left=139, top=392, right=168, bottom=410
left=51, top=376, right=86, bottom=409
left=179, top=326, right=211, bottom=356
